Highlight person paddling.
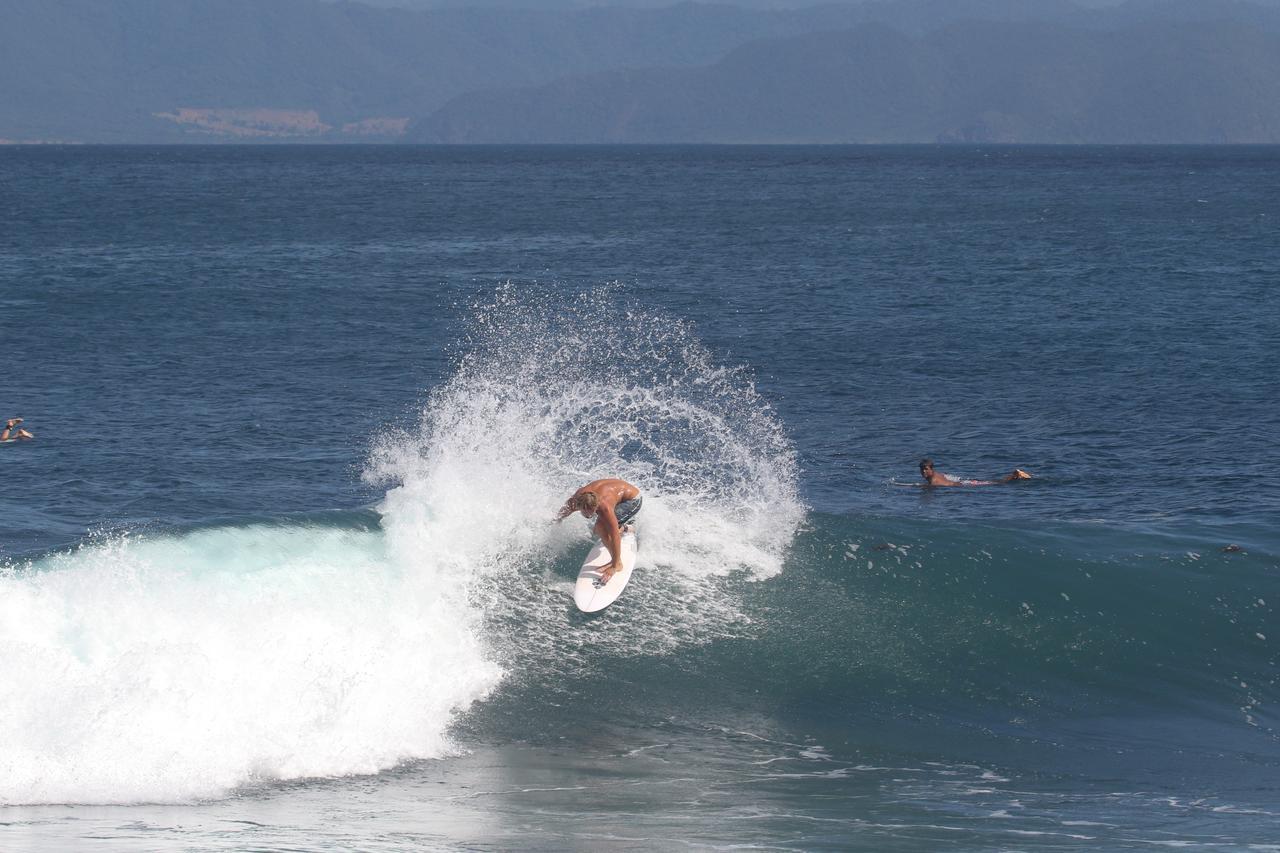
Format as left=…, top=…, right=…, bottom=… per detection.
left=555, top=478, right=642, bottom=582
left=918, top=457, right=1030, bottom=487
left=2, top=418, right=34, bottom=441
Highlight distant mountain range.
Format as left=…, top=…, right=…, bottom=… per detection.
left=2, top=0, right=1279, bottom=144
left=412, top=18, right=1280, bottom=143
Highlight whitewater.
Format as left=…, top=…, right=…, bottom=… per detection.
left=1, top=287, right=804, bottom=805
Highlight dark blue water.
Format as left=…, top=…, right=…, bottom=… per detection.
left=2, top=146, right=1278, bottom=850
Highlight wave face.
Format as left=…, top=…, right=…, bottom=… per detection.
left=753, top=515, right=1277, bottom=732
left=1, top=287, right=805, bottom=805
left=447, top=510, right=1277, bottom=761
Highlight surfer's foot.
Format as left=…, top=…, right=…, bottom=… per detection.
left=16, top=429, right=33, bottom=439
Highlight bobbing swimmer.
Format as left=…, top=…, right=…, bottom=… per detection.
left=2, top=418, right=34, bottom=441
left=919, top=457, right=1030, bottom=486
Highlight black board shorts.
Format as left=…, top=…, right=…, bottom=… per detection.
left=613, top=496, right=643, bottom=527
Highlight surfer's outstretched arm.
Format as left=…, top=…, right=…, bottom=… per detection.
left=554, top=498, right=577, bottom=522
left=953, top=470, right=1032, bottom=486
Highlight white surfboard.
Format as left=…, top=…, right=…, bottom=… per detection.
left=573, top=530, right=637, bottom=613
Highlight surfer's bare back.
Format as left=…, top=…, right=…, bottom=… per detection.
left=919, top=458, right=1031, bottom=487
left=556, top=478, right=642, bottom=582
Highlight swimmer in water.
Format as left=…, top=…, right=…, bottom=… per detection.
left=2, top=418, right=34, bottom=441
left=919, top=457, right=1030, bottom=487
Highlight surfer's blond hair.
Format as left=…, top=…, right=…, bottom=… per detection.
left=576, top=491, right=599, bottom=512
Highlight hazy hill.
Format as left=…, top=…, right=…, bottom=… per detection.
left=410, top=17, right=1280, bottom=143
left=0, top=0, right=1153, bottom=142
left=0, top=0, right=884, bottom=141
left=2, top=0, right=1279, bottom=142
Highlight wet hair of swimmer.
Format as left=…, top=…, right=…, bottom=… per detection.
left=577, top=491, right=599, bottom=512
left=919, top=458, right=934, bottom=472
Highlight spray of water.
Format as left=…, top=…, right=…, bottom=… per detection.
left=367, top=284, right=805, bottom=666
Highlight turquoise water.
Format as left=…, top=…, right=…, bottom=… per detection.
left=1, top=146, right=1277, bottom=849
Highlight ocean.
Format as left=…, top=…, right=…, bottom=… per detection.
left=1, top=145, right=1277, bottom=850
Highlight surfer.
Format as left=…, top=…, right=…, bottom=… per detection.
left=555, top=478, right=642, bottom=582
left=919, top=458, right=1030, bottom=486
left=2, top=418, right=34, bottom=441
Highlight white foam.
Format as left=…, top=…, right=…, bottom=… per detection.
left=1, top=524, right=500, bottom=805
